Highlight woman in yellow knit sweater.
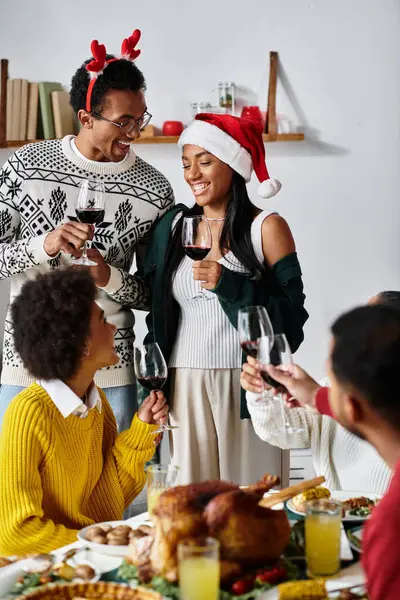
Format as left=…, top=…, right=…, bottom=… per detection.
left=0, top=269, right=168, bottom=556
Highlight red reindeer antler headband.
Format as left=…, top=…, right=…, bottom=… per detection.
left=85, top=29, right=141, bottom=112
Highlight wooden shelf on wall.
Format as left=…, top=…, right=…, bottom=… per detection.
left=1, top=132, right=304, bottom=149
left=0, top=52, right=304, bottom=150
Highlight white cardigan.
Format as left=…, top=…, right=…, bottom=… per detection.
left=246, top=381, right=392, bottom=495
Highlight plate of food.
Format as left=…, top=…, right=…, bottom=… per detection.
left=77, top=520, right=153, bottom=557
left=286, top=487, right=381, bottom=521
left=347, top=525, right=364, bottom=554
left=0, top=551, right=101, bottom=599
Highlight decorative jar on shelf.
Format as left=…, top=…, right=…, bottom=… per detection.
left=218, top=82, right=234, bottom=109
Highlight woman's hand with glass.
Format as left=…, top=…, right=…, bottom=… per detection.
left=138, top=390, right=169, bottom=427
left=134, top=342, right=178, bottom=433
left=192, top=260, right=222, bottom=290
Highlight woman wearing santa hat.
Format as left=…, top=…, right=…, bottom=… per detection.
left=138, top=113, right=308, bottom=485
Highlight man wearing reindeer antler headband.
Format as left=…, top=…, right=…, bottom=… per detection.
left=0, top=30, right=175, bottom=433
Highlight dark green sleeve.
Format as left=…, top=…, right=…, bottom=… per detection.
left=133, top=225, right=158, bottom=407
left=211, top=252, right=308, bottom=353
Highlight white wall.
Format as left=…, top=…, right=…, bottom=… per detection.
left=1, top=0, right=400, bottom=377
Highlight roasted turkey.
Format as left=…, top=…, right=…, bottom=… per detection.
left=128, top=474, right=290, bottom=584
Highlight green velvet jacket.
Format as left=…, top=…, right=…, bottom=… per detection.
left=137, top=204, right=309, bottom=418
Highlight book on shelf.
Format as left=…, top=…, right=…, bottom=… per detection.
left=19, top=79, right=28, bottom=140
left=51, top=90, right=76, bottom=138
left=10, top=79, right=22, bottom=140
left=6, top=79, right=13, bottom=141
left=27, top=82, right=39, bottom=141
left=38, top=81, right=62, bottom=139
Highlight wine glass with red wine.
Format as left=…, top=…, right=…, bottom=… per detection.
left=238, top=306, right=274, bottom=359
left=182, top=216, right=212, bottom=300
left=258, top=333, right=305, bottom=433
left=72, top=180, right=105, bottom=266
left=134, top=342, right=178, bottom=434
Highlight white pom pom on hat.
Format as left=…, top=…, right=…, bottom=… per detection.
left=178, top=113, right=282, bottom=198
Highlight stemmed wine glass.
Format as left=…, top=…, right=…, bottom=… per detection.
left=238, top=306, right=274, bottom=358
left=258, top=333, right=305, bottom=434
left=134, top=342, right=178, bottom=434
left=182, top=216, right=212, bottom=300
left=72, top=180, right=105, bottom=266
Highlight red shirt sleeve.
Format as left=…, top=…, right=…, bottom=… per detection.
left=362, top=483, right=400, bottom=599
left=315, top=387, right=334, bottom=418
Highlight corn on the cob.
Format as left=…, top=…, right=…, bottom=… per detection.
left=292, top=486, right=331, bottom=511
left=278, top=579, right=327, bottom=599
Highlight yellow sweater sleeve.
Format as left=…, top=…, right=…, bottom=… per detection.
left=0, top=396, right=78, bottom=556
left=101, top=393, right=157, bottom=507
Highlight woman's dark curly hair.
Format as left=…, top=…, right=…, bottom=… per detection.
left=70, top=55, right=146, bottom=115
left=11, top=269, right=97, bottom=381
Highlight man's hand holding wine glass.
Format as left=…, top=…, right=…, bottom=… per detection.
left=44, top=222, right=93, bottom=258
left=241, top=356, right=321, bottom=411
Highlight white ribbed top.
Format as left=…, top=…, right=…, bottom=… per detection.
left=246, top=379, right=392, bottom=495
left=168, top=211, right=274, bottom=369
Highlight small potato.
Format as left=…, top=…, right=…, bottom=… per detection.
left=136, top=525, right=152, bottom=536
left=85, top=526, right=105, bottom=541
left=91, top=534, right=107, bottom=544
left=106, top=530, right=125, bottom=540
left=108, top=537, right=129, bottom=546
left=75, top=564, right=96, bottom=580
left=129, top=529, right=146, bottom=540
left=113, top=525, right=131, bottom=535
left=99, top=524, right=112, bottom=533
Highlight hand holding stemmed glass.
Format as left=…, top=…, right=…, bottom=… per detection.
left=257, top=333, right=305, bottom=434
left=134, top=342, right=178, bottom=434
left=238, top=305, right=274, bottom=359
left=182, top=215, right=212, bottom=300
left=72, top=180, right=105, bottom=266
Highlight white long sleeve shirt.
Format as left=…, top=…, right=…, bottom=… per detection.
left=246, top=385, right=391, bottom=495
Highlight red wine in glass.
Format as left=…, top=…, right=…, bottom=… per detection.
left=72, top=180, right=105, bottom=266
left=136, top=376, right=167, bottom=392
left=75, top=208, right=105, bottom=225
left=183, top=245, right=211, bottom=261
left=260, top=346, right=281, bottom=388
left=240, top=340, right=259, bottom=358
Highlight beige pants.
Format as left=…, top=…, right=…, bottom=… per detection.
left=168, top=368, right=286, bottom=486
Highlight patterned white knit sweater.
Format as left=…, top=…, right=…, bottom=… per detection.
left=246, top=383, right=392, bottom=495
left=0, top=136, right=174, bottom=388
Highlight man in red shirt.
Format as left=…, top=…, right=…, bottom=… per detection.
left=241, top=304, right=400, bottom=600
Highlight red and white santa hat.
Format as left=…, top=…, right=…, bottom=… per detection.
left=178, top=113, right=282, bottom=198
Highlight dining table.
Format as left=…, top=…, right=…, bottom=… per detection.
left=0, top=500, right=367, bottom=599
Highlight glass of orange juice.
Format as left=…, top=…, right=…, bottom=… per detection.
left=305, top=498, right=342, bottom=577
left=146, top=464, right=179, bottom=518
left=178, top=537, right=220, bottom=600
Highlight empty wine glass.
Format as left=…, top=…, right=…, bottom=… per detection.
left=238, top=306, right=274, bottom=359
left=72, top=180, right=105, bottom=266
left=182, top=216, right=212, bottom=300
left=258, top=333, right=305, bottom=434
left=134, top=342, right=178, bottom=434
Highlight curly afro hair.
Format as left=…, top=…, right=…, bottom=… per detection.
left=11, top=268, right=97, bottom=381
left=70, top=55, right=146, bottom=115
